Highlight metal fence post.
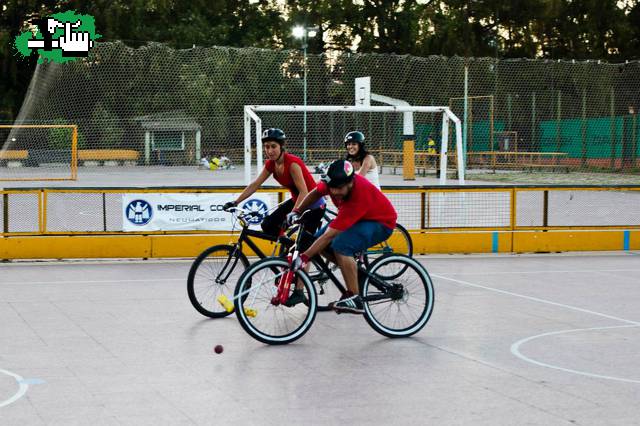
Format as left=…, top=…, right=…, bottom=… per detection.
left=2, top=193, right=8, bottom=234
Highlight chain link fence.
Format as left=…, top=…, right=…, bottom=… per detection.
left=2, top=42, right=639, bottom=181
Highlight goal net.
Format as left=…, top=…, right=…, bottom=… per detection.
left=243, top=105, right=464, bottom=185
left=0, top=124, right=78, bottom=181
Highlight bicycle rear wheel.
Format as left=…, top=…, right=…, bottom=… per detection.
left=362, top=254, right=434, bottom=338
left=187, top=244, right=249, bottom=318
left=234, top=258, right=317, bottom=345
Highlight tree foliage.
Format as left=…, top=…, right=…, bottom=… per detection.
left=1, top=0, right=639, bottom=118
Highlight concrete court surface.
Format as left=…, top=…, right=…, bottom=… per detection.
left=0, top=165, right=472, bottom=189
left=1, top=251, right=640, bottom=425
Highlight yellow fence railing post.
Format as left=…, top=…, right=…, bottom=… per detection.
left=420, top=191, right=426, bottom=229
left=2, top=193, right=8, bottom=234
left=40, top=189, right=46, bottom=234
left=71, top=125, right=78, bottom=180
left=510, top=187, right=516, bottom=252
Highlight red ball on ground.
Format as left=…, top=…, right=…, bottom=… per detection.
left=214, top=344, right=224, bottom=354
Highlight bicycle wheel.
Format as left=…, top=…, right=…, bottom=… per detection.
left=362, top=254, right=434, bottom=338
left=187, top=244, right=249, bottom=318
left=308, top=260, right=346, bottom=311
left=364, top=223, right=413, bottom=279
left=234, top=257, right=317, bottom=345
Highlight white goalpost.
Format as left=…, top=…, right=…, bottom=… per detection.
left=243, top=78, right=465, bottom=185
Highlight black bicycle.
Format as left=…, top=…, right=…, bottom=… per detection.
left=311, top=209, right=414, bottom=310
left=188, top=205, right=415, bottom=317
left=232, top=211, right=435, bottom=345
left=187, top=206, right=293, bottom=318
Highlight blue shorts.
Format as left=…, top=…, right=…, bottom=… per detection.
left=316, top=221, right=393, bottom=256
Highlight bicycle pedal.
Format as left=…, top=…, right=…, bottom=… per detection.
left=243, top=307, right=258, bottom=317
left=217, top=294, right=234, bottom=313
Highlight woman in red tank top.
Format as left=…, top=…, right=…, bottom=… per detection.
left=223, top=128, right=325, bottom=246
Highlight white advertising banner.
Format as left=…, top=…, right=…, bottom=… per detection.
left=122, top=193, right=272, bottom=231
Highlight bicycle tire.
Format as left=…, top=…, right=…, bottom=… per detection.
left=187, top=244, right=249, bottom=318
left=234, top=257, right=317, bottom=345
left=362, top=254, right=434, bottom=338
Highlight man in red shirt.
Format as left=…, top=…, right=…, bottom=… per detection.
left=287, top=159, right=397, bottom=314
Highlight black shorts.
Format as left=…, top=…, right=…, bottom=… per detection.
left=260, top=199, right=325, bottom=252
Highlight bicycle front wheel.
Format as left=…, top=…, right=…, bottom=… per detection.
left=234, top=257, right=317, bottom=345
left=362, top=254, right=434, bottom=338
left=187, top=244, right=249, bottom=318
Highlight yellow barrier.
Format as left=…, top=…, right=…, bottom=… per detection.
left=1, top=185, right=639, bottom=259
left=2, top=230, right=638, bottom=259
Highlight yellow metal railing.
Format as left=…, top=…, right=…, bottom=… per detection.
left=2, top=185, right=640, bottom=237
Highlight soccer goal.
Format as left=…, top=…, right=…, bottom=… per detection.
left=243, top=105, right=464, bottom=185
left=0, top=124, right=78, bottom=181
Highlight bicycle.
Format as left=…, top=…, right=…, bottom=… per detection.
left=232, top=211, right=435, bottom=345
left=187, top=206, right=294, bottom=318
left=311, top=208, right=414, bottom=310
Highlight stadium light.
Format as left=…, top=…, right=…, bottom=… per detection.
left=292, top=26, right=304, bottom=39
left=292, top=26, right=319, bottom=161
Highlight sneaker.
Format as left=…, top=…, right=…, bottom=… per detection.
left=284, top=289, right=308, bottom=307
left=330, top=294, right=364, bottom=314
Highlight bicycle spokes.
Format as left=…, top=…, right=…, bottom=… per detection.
left=361, top=255, right=434, bottom=338
left=233, top=257, right=317, bottom=345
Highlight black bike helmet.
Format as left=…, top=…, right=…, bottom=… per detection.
left=321, top=159, right=355, bottom=188
left=344, top=131, right=365, bottom=147
left=261, top=128, right=286, bottom=144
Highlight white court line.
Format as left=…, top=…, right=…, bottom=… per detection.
left=511, top=325, right=640, bottom=384
left=433, top=273, right=640, bottom=383
left=431, top=273, right=640, bottom=325
left=1, top=278, right=184, bottom=285
left=433, top=268, right=640, bottom=276
left=0, top=369, right=28, bottom=408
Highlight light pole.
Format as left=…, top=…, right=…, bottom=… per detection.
left=293, top=26, right=318, bottom=161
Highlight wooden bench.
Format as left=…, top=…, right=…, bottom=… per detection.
left=0, top=150, right=29, bottom=160
left=467, top=151, right=570, bottom=172
left=78, top=149, right=139, bottom=166
left=379, top=150, right=444, bottom=176
left=0, top=150, right=29, bottom=168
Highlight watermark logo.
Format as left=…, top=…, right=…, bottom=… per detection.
left=14, top=11, right=100, bottom=63
left=241, top=199, right=268, bottom=225
left=126, top=200, right=153, bottom=226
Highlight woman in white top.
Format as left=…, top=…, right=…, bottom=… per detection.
left=344, top=131, right=380, bottom=188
